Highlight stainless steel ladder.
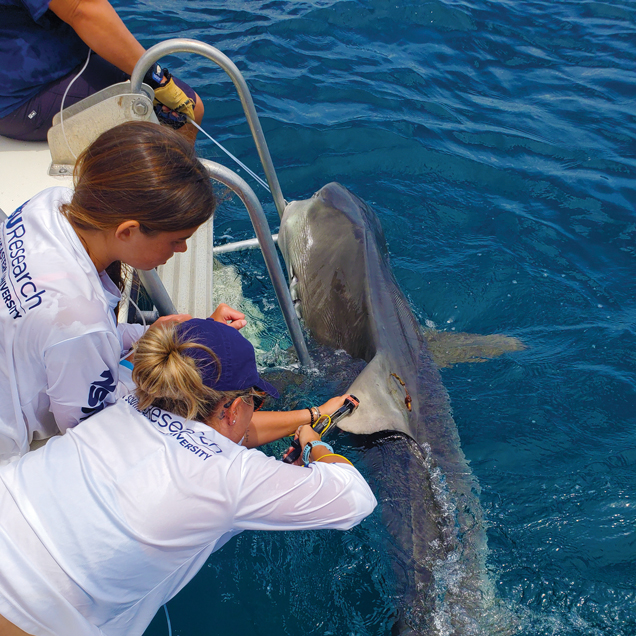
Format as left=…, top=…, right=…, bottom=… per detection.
left=129, top=40, right=311, bottom=366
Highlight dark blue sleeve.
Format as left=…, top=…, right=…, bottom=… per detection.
left=0, top=0, right=88, bottom=117
left=14, top=0, right=50, bottom=22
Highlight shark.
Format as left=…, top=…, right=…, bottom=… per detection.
left=278, top=182, right=523, bottom=635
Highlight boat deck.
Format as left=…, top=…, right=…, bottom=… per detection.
left=0, top=136, right=71, bottom=215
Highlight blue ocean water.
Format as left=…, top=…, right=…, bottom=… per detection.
left=114, top=0, right=636, bottom=633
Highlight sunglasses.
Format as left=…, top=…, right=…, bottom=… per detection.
left=252, top=390, right=267, bottom=411
left=239, top=389, right=267, bottom=411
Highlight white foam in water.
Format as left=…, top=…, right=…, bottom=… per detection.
left=408, top=441, right=522, bottom=636
left=212, top=258, right=298, bottom=370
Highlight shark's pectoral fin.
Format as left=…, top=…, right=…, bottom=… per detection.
left=339, top=353, right=412, bottom=436
left=424, top=330, right=526, bottom=368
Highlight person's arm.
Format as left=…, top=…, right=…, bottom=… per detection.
left=48, top=0, right=205, bottom=136
left=116, top=322, right=147, bottom=354
left=48, top=0, right=144, bottom=75
left=230, top=450, right=377, bottom=532
left=242, top=395, right=350, bottom=448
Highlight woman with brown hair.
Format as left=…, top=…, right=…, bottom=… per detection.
left=0, top=120, right=243, bottom=465
left=0, top=319, right=376, bottom=636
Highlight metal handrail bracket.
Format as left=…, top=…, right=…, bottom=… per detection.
left=214, top=234, right=278, bottom=255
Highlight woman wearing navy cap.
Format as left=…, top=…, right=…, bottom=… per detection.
left=0, top=319, right=377, bottom=636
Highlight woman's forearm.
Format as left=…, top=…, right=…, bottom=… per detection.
left=244, top=395, right=350, bottom=449
left=243, top=409, right=312, bottom=448
left=49, top=0, right=145, bottom=75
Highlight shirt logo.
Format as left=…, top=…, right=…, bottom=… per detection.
left=80, top=369, right=116, bottom=420
left=1, top=202, right=46, bottom=320
left=124, top=394, right=222, bottom=461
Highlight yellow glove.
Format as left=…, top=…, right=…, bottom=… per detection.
left=153, top=77, right=196, bottom=122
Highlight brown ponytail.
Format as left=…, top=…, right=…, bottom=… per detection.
left=60, top=121, right=216, bottom=235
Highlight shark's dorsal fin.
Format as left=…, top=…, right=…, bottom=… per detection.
left=424, top=330, right=526, bottom=368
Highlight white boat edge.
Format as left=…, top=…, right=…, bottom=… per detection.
left=0, top=135, right=72, bottom=215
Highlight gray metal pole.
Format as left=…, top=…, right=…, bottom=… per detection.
left=130, top=39, right=287, bottom=219
left=213, top=234, right=278, bottom=254
left=199, top=159, right=311, bottom=368
left=136, top=270, right=177, bottom=316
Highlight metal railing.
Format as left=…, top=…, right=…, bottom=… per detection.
left=200, top=159, right=310, bottom=367
left=129, top=39, right=311, bottom=366
left=130, top=39, right=287, bottom=218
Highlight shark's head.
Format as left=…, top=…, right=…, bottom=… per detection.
left=279, top=182, right=388, bottom=361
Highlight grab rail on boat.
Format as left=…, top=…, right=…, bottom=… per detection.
left=200, top=159, right=310, bottom=367
left=134, top=160, right=312, bottom=368
left=129, top=39, right=287, bottom=219
left=129, top=40, right=312, bottom=366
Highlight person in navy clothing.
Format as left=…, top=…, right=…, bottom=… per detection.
left=0, top=0, right=203, bottom=141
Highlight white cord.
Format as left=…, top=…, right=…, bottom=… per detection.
left=187, top=117, right=271, bottom=193
left=60, top=48, right=92, bottom=161
left=128, top=296, right=148, bottom=327
left=117, top=296, right=147, bottom=363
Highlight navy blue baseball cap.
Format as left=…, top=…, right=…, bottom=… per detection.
left=176, top=318, right=279, bottom=398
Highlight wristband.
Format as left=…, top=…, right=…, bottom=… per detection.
left=316, top=453, right=354, bottom=466
left=307, top=407, right=314, bottom=426
left=302, top=440, right=333, bottom=465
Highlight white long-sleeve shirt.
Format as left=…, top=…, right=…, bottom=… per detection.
left=0, top=188, right=145, bottom=463
left=0, top=395, right=377, bottom=635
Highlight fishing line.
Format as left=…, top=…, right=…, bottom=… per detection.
left=58, top=64, right=271, bottom=197
left=187, top=117, right=271, bottom=193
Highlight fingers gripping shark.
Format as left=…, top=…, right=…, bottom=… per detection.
left=279, top=182, right=522, bottom=634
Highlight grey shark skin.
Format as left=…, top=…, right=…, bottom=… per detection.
left=279, top=183, right=512, bottom=635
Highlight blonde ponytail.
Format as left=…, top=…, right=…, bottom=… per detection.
left=133, top=323, right=223, bottom=421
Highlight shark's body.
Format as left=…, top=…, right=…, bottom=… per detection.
left=279, top=182, right=521, bottom=634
